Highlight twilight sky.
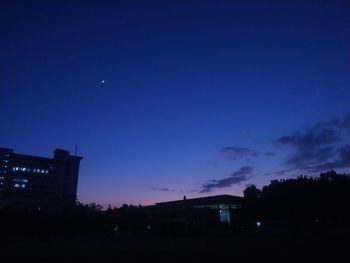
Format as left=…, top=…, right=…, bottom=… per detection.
left=1, top=0, right=349, bottom=207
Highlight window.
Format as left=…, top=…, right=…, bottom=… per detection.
left=14, top=183, right=26, bottom=188
left=14, top=178, right=28, bottom=183
left=219, top=204, right=231, bottom=224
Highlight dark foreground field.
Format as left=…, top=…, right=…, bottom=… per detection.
left=1, top=224, right=349, bottom=263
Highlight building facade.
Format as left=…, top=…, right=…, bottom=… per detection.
left=0, top=147, right=82, bottom=211
left=148, top=195, right=243, bottom=233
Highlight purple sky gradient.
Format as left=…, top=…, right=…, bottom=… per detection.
left=1, top=0, right=349, bottom=207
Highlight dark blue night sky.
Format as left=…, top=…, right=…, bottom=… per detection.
left=1, top=0, right=349, bottom=207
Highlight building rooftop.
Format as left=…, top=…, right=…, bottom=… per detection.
left=153, top=194, right=243, bottom=208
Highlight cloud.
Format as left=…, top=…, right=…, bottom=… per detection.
left=304, top=145, right=350, bottom=173
left=152, top=187, right=175, bottom=192
left=274, top=115, right=350, bottom=174
left=265, top=152, right=275, bottom=156
left=284, top=146, right=335, bottom=167
left=200, top=166, right=253, bottom=193
left=221, top=147, right=258, bottom=160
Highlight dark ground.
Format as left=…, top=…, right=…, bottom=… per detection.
left=1, top=224, right=349, bottom=263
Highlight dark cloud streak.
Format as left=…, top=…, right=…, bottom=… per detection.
left=200, top=166, right=253, bottom=193
left=221, top=147, right=258, bottom=160
left=305, top=145, right=350, bottom=173
left=274, top=115, right=350, bottom=174
left=152, top=187, right=176, bottom=192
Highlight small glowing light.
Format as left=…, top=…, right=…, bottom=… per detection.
left=146, top=225, right=151, bottom=230
left=256, top=221, right=261, bottom=227
left=101, top=80, right=105, bottom=84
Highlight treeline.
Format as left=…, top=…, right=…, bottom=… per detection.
left=240, top=170, right=350, bottom=225
left=0, top=170, right=349, bottom=237
left=0, top=202, right=151, bottom=237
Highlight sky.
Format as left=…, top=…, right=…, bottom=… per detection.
left=1, top=0, right=349, bottom=207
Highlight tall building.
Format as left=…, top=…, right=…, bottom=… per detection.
left=0, top=147, right=82, bottom=211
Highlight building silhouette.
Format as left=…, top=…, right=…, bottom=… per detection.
left=148, top=195, right=243, bottom=233
left=0, top=147, right=82, bottom=211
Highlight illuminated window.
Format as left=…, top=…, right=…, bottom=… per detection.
left=14, top=178, right=28, bottom=183
left=14, top=184, right=20, bottom=188
left=219, top=206, right=231, bottom=224
left=45, top=170, right=49, bottom=174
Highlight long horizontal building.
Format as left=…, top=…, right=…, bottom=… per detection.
left=0, top=147, right=82, bottom=211
left=148, top=195, right=243, bottom=233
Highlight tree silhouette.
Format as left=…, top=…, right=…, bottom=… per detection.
left=241, top=171, right=350, bottom=225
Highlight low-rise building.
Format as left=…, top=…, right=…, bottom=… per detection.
left=148, top=195, right=243, bottom=233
